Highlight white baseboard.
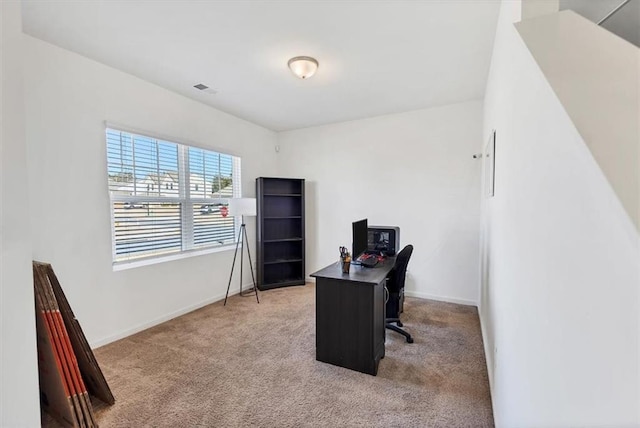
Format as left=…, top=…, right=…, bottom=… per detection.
left=478, top=310, right=496, bottom=409
left=90, top=283, right=250, bottom=348
left=90, top=282, right=476, bottom=349
left=403, top=290, right=477, bottom=307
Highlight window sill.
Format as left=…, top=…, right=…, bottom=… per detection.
left=112, top=243, right=239, bottom=271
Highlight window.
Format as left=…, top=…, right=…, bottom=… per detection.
left=106, top=128, right=241, bottom=264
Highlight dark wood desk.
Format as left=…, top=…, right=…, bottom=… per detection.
left=311, top=257, right=396, bottom=375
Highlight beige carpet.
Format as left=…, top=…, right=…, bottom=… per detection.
left=44, top=283, right=494, bottom=427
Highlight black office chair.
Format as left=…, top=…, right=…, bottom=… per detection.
left=385, top=244, right=414, bottom=343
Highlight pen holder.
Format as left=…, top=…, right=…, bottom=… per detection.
left=341, top=258, right=351, bottom=274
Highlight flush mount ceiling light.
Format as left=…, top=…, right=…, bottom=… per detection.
left=287, top=56, right=319, bottom=79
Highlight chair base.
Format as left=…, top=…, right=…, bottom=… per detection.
left=385, top=318, right=413, bottom=343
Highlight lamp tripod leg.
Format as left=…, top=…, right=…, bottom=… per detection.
left=223, top=224, right=244, bottom=306
left=239, top=224, right=244, bottom=296
left=243, top=224, right=259, bottom=303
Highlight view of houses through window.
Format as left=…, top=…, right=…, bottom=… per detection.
left=106, top=128, right=240, bottom=263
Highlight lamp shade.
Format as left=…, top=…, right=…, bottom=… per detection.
left=288, top=56, right=319, bottom=79
left=228, top=198, right=256, bottom=217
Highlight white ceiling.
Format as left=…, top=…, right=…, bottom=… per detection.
left=21, top=0, right=500, bottom=131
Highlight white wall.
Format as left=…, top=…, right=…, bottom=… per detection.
left=481, top=1, right=639, bottom=426
left=521, top=0, right=559, bottom=19
left=517, top=10, right=639, bottom=230
left=0, top=2, right=40, bottom=426
left=277, top=101, right=482, bottom=305
left=23, top=36, right=278, bottom=347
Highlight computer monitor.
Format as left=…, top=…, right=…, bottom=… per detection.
left=352, top=219, right=368, bottom=259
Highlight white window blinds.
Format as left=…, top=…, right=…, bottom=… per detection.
left=106, top=128, right=241, bottom=263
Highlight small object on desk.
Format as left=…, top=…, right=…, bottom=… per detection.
left=339, top=246, right=351, bottom=274
left=342, top=257, right=351, bottom=274
left=339, top=246, right=348, bottom=259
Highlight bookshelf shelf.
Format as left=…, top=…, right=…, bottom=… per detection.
left=263, top=258, right=303, bottom=265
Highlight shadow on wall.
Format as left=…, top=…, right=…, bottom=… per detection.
left=305, top=181, right=317, bottom=278
left=560, top=0, right=639, bottom=47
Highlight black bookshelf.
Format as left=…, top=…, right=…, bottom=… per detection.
left=256, top=177, right=306, bottom=290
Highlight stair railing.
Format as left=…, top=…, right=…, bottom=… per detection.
left=597, top=0, right=632, bottom=25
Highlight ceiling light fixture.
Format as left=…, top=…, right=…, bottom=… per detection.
left=287, top=56, right=319, bottom=79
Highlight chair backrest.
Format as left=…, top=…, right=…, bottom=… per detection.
left=387, top=244, right=413, bottom=293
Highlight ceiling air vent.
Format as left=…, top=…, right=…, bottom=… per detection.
left=193, top=83, right=217, bottom=94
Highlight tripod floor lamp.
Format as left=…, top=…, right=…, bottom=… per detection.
left=224, top=198, right=259, bottom=305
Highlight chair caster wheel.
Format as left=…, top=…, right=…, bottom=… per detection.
left=397, top=321, right=403, bottom=327
left=407, top=337, right=414, bottom=343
